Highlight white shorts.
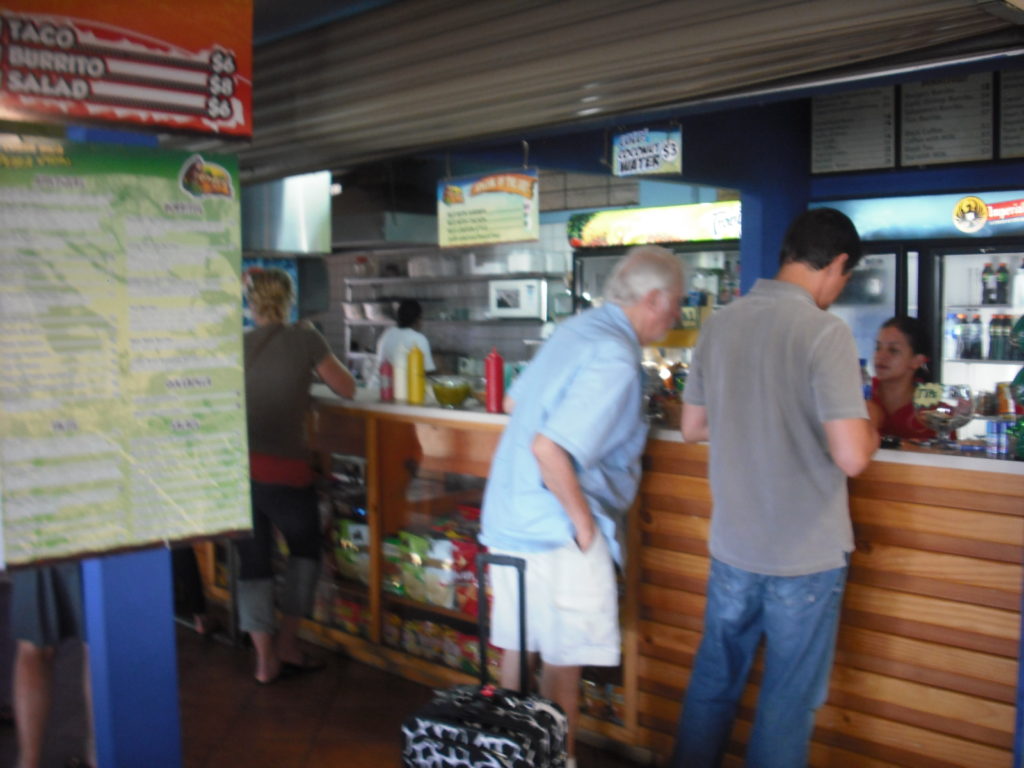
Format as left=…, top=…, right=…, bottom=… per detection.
left=488, top=534, right=620, bottom=667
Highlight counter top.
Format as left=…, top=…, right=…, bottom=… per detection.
left=313, top=385, right=1024, bottom=475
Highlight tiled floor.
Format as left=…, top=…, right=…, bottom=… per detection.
left=0, top=602, right=651, bottom=768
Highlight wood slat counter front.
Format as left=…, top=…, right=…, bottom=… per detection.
left=303, top=389, right=1023, bottom=767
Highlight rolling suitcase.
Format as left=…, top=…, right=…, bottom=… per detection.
left=401, top=552, right=569, bottom=767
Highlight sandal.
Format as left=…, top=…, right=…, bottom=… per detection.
left=280, top=653, right=326, bottom=677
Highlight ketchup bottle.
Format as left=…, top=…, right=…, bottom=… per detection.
left=379, top=358, right=394, bottom=402
left=484, top=348, right=504, bottom=413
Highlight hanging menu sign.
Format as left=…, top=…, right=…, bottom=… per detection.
left=999, top=69, right=1024, bottom=159
left=611, top=127, right=682, bottom=176
left=0, top=138, right=250, bottom=567
left=901, top=73, right=993, bottom=166
left=811, top=87, right=895, bottom=173
left=0, top=1, right=252, bottom=138
left=437, top=168, right=540, bottom=247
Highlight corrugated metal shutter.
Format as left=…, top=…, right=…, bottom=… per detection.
left=170, top=0, right=1021, bottom=181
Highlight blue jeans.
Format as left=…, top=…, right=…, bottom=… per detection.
left=671, top=557, right=848, bottom=768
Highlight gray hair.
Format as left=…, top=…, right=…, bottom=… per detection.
left=602, top=245, right=683, bottom=306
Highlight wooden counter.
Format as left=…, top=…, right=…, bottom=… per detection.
left=263, top=389, right=1024, bottom=766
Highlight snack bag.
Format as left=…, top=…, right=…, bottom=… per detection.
left=381, top=537, right=405, bottom=595
left=419, top=621, right=444, bottom=662
left=383, top=611, right=402, bottom=648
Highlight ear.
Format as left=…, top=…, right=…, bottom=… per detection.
left=829, top=252, right=850, bottom=274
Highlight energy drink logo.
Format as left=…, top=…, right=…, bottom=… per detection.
left=952, top=196, right=988, bottom=233
left=179, top=154, right=233, bottom=198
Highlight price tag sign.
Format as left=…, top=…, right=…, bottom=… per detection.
left=913, top=382, right=943, bottom=408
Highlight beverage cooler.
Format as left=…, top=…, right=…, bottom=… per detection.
left=567, top=201, right=742, bottom=424
left=818, top=192, right=1024, bottom=441
left=568, top=200, right=742, bottom=315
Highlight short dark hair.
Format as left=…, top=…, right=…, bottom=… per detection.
left=396, top=299, right=423, bottom=328
left=880, top=315, right=932, bottom=382
left=779, top=208, right=863, bottom=273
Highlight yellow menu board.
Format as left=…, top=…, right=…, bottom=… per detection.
left=0, top=138, right=250, bottom=567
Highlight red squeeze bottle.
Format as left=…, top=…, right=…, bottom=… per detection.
left=484, top=348, right=504, bottom=413
left=379, top=358, right=394, bottom=402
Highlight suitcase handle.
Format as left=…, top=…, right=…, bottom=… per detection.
left=475, top=552, right=529, bottom=692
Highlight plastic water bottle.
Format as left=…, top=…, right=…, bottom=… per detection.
left=859, top=358, right=872, bottom=400
left=393, top=345, right=408, bottom=401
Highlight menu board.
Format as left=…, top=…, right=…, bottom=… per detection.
left=0, top=138, right=250, bottom=567
left=438, top=169, right=540, bottom=248
left=901, top=73, right=994, bottom=166
left=811, top=87, right=895, bottom=173
left=0, top=1, right=252, bottom=138
left=1000, top=69, right=1024, bottom=159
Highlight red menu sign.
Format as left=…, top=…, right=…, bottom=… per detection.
left=0, top=1, right=252, bottom=137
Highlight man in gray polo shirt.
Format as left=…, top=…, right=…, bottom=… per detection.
left=671, top=208, right=879, bottom=768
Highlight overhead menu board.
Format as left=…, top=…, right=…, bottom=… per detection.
left=999, top=69, right=1024, bottom=159
left=811, top=87, right=895, bottom=173
left=0, top=138, right=250, bottom=568
left=0, top=1, right=252, bottom=138
left=901, top=73, right=993, bottom=166
left=437, top=169, right=540, bottom=247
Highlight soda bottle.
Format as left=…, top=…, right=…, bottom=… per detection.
left=1013, top=258, right=1024, bottom=307
left=982, top=263, right=996, bottom=304
left=942, top=313, right=957, bottom=360
left=484, top=348, right=504, bottom=413
left=996, top=263, right=1010, bottom=305
left=379, top=358, right=394, bottom=402
left=407, top=345, right=425, bottom=405
left=859, top=359, right=872, bottom=400
left=955, top=313, right=969, bottom=358
left=988, top=316, right=1000, bottom=360
left=970, top=314, right=983, bottom=359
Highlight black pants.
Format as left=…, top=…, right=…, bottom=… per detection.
left=235, top=481, right=321, bottom=581
left=171, top=546, right=206, bottom=617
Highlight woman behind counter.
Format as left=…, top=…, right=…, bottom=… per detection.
left=242, top=268, right=355, bottom=684
left=867, top=315, right=937, bottom=441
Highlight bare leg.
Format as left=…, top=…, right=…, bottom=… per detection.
left=540, top=664, right=582, bottom=758
left=13, top=641, right=55, bottom=768
left=275, top=614, right=304, bottom=666
left=81, top=645, right=97, bottom=766
left=498, top=649, right=539, bottom=690
left=250, top=630, right=280, bottom=684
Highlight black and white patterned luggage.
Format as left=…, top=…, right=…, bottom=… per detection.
left=401, top=553, right=569, bottom=767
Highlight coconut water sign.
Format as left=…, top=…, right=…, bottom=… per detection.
left=612, top=127, right=682, bottom=177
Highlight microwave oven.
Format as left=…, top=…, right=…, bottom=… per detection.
left=488, top=278, right=547, bottom=319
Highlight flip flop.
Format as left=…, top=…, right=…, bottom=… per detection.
left=280, top=654, right=326, bottom=677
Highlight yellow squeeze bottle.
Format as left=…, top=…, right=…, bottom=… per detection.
left=407, top=345, right=425, bottom=404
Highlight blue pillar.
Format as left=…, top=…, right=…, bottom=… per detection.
left=65, top=124, right=182, bottom=768
left=83, top=550, right=182, bottom=768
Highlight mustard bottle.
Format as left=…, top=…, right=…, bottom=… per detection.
left=407, top=345, right=425, bottom=404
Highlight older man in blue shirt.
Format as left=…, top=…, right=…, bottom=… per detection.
left=481, top=245, right=683, bottom=766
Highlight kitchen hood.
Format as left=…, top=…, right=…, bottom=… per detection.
left=331, top=186, right=437, bottom=249
left=241, top=170, right=331, bottom=253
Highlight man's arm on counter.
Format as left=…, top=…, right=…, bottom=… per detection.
left=681, top=403, right=709, bottom=443
left=824, top=418, right=880, bottom=477
left=316, top=354, right=357, bottom=399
